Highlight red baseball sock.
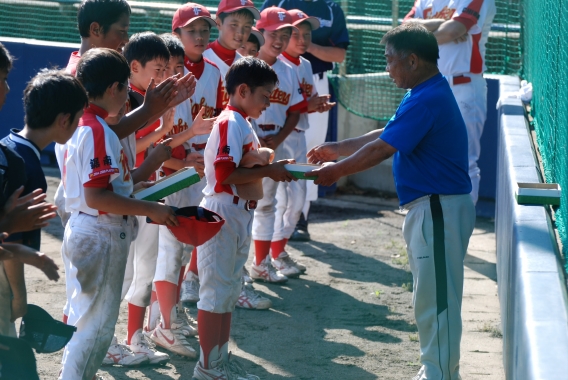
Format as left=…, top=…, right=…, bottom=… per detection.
left=177, top=265, right=186, bottom=302
left=127, top=303, right=146, bottom=344
left=188, top=247, right=198, bottom=276
left=62, top=314, right=68, bottom=324
left=146, top=290, right=159, bottom=332
left=218, top=312, right=232, bottom=360
left=155, top=280, right=178, bottom=329
left=198, top=309, right=222, bottom=369
left=254, top=240, right=271, bottom=265
left=270, top=239, right=288, bottom=259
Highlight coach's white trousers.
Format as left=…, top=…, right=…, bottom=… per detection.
left=402, top=194, right=475, bottom=380
left=303, top=73, right=330, bottom=217
left=60, top=213, right=136, bottom=380
left=252, top=144, right=287, bottom=242
left=274, top=129, right=307, bottom=241
left=449, top=74, right=487, bottom=206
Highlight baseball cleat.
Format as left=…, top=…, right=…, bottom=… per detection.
left=150, top=324, right=197, bottom=358
left=127, top=329, right=170, bottom=365
left=250, top=257, right=288, bottom=283
left=236, top=283, right=272, bottom=310
left=271, top=251, right=304, bottom=277
left=180, top=272, right=200, bottom=304
left=289, top=227, right=310, bottom=242
left=192, top=356, right=255, bottom=380
left=242, top=266, right=253, bottom=284
left=173, top=313, right=198, bottom=337
left=102, top=335, right=149, bottom=367
left=227, top=352, right=260, bottom=380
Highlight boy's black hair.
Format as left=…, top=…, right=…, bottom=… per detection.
left=123, top=32, right=170, bottom=66
left=0, top=42, right=13, bottom=73
left=381, top=23, right=439, bottom=66
left=225, top=57, right=277, bottom=95
left=160, top=33, right=185, bottom=59
left=247, top=33, right=260, bottom=51
left=24, top=69, right=88, bottom=130
left=218, top=9, right=255, bottom=24
left=76, top=48, right=130, bottom=99
left=77, top=0, right=131, bottom=39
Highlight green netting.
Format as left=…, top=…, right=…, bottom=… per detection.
left=521, top=0, right=568, bottom=267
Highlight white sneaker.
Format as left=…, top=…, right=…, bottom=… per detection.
left=172, top=313, right=198, bottom=337
left=150, top=324, right=197, bottom=358
left=180, top=272, right=200, bottom=303
left=236, top=283, right=272, bottom=310
left=271, top=251, right=303, bottom=277
left=242, top=266, right=253, bottom=284
left=102, top=335, right=149, bottom=366
left=227, top=352, right=260, bottom=380
left=127, top=330, right=170, bottom=365
left=193, top=357, right=254, bottom=380
left=250, top=257, right=288, bottom=283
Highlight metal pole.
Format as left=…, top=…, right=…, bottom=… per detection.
left=392, top=0, right=399, bottom=28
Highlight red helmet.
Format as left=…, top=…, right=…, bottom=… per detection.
left=148, top=206, right=225, bottom=246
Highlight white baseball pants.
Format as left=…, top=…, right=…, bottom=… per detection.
left=252, top=144, right=287, bottom=241
left=273, top=129, right=307, bottom=241
left=0, top=262, right=16, bottom=337
left=60, top=213, right=136, bottom=380
left=402, top=194, right=475, bottom=380
left=123, top=216, right=159, bottom=307
left=449, top=74, right=487, bottom=206
left=197, top=196, right=253, bottom=313
left=303, top=73, right=330, bottom=217
left=56, top=181, right=73, bottom=319
left=154, top=180, right=206, bottom=284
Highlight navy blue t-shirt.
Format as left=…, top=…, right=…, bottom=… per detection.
left=380, top=73, right=471, bottom=205
left=261, top=0, right=350, bottom=74
left=1, top=130, right=47, bottom=250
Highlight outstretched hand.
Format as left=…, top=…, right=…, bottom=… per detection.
left=305, top=162, right=341, bottom=186
left=168, top=73, right=197, bottom=108
left=190, top=107, right=216, bottom=136
left=144, top=77, right=178, bottom=116
left=268, top=159, right=297, bottom=182
left=307, top=142, right=340, bottom=164
left=0, top=187, right=57, bottom=234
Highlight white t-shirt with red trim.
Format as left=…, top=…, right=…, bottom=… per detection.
left=202, top=106, right=260, bottom=199
left=409, top=0, right=496, bottom=76
left=203, top=46, right=242, bottom=110
left=55, top=105, right=133, bottom=216
left=279, top=53, right=315, bottom=131
left=254, top=59, right=306, bottom=138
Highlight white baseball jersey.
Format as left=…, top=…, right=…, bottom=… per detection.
left=279, top=53, right=315, bottom=131
left=203, top=45, right=243, bottom=109
left=254, top=59, right=306, bottom=138
left=202, top=106, right=260, bottom=199
left=408, top=0, right=496, bottom=76
left=56, top=105, right=133, bottom=216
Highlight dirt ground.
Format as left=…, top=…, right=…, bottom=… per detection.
left=22, top=168, right=504, bottom=379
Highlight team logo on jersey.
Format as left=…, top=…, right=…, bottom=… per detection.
left=119, top=150, right=131, bottom=182
left=278, top=11, right=286, bottom=21
left=300, top=78, right=313, bottom=98
left=269, top=87, right=291, bottom=105
left=193, top=7, right=201, bottom=15
left=191, top=97, right=216, bottom=119
left=424, top=6, right=455, bottom=20
left=172, top=118, right=189, bottom=135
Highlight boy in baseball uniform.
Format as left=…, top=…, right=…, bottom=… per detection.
left=145, top=3, right=221, bottom=358
left=194, top=56, right=295, bottom=379
left=57, top=48, right=178, bottom=380
left=237, top=27, right=264, bottom=57
left=251, top=7, right=306, bottom=283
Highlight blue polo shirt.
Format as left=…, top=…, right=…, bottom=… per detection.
left=261, top=0, right=350, bottom=74
left=380, top=73, right=471, bottom=205
left=1, top=130, right=47, bottom=250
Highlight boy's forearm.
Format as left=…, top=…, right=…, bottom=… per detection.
left=84, top=188, right=154, bottom=217
left=3, top=259, right=26, bottom=300
left=131, top=159, right=162, bottom=184
left=163, top=158, right=188, bottom=171
left=222, top=166, right=271, bottom=185
left=109, top=106, right=154, bottom=140
left=277, top=111, right=301, bottom=143
left=167, top=129, right=195, bottom=149
left=136, top=130, right=164, bottom=154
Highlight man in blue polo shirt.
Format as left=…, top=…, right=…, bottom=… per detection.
left=306, top=23, right=475, bottom=380
left=261, top=0, right=349, bottom=241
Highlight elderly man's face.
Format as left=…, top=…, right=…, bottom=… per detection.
left=385, top=44, right=411, bottom=89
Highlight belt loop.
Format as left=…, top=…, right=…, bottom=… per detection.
left=233, top=196, right=239, bottom=205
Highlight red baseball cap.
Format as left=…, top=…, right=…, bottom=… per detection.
left=288, top=9, right=320, bottom=30
left=250, top=27, right=265, bottom=47
left=256, top=6, right=297, bottom=32
left=217, top=0, right=261, bottom=20
left=172, top=3, right=216, bottom=31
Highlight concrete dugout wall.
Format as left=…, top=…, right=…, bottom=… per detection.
left=495, top=75, right=568, bottom=379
